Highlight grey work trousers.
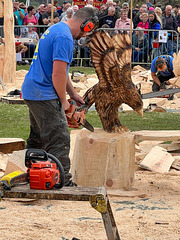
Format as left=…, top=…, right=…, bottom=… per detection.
left=24, top=99, right=72, bottom=184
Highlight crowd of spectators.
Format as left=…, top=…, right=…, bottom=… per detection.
left=1, top=0, right=180, bottom=65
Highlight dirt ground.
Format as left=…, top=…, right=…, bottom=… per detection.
left=1, top=169, right=180, bottom=240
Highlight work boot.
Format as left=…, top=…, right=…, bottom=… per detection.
left=65, top=180, right=77, bottom=187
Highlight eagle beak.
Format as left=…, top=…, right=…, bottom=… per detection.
left=136, top=108, right=143, bottom=117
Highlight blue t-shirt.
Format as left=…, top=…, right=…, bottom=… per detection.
left=21, top=22, right=74, bottom=100
left=151, top=55, right=174, bottom=77
left=14, top=8, right=25, bottom=25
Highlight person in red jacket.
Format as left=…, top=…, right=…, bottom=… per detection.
left=137, top=13, right=149, bottom=34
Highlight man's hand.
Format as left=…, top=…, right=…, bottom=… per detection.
left=70, top=93, right=85, bottom=106
left=165, top=80, right=171, bottom=85
left=62, top=99, right=70, bottom=111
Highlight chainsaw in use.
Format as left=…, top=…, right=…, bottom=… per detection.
left=65, top=99, right=94, bottom=132
left=137, top=82, right=180, bottom=100
left=0, top=149, right=65, bottom=198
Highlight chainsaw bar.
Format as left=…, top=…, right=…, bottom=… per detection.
left=10, top=172, right=29, bottom=186
left=81, top=119, right=94, bottom=132
left=141, top=88, right=180, bottom=99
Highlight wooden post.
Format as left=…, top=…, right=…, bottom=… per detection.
left=71, top=129, right=135, bottom=190
left=0, top=0, right=16, bottom=84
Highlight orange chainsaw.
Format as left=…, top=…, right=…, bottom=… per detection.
left=65, top=99, right=94, bottom=132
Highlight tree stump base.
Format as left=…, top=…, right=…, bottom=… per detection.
left=71, top=128, right=135, bottom=190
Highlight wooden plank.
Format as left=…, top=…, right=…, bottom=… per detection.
left=0, top=138, right=25, bottom=154
left=133, top=131, right=180, bottom=142
left=1, top=96, right=25, bottom=104
left=140, top=146, right=175, bottom=173
left=3, top=185, right=106, bottom=201
left=2, top=185, right=121, bottom=240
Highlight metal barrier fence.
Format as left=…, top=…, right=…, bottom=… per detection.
left=0, top=25, right=179, bottom=66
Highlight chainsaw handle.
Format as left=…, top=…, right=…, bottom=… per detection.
left=25, top=149, right=48, bottom=168
left=47, top=153, right=65, bottom=188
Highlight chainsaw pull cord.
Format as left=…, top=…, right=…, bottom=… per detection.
left=47, top=153, right=65, bottom=188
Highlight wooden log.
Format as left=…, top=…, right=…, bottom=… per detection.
left=3, top=0, right=16, bottom=83
left=71, top=128, right=135, bottom=190
left=0, top=138, right=25, bottom=154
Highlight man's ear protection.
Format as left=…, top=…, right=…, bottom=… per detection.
left=80, top=15, right=99, bottom=32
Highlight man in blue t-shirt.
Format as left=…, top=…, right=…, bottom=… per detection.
left=21, top=7, right=97, bottom=187
left=13, top=1, right=25, bottom=26
left=151, top=55, right=175, bottom=92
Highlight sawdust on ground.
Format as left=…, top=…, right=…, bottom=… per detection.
left=1, top=169, right=180, bottom=240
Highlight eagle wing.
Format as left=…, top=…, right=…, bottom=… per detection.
left=173, top=51, right=180, bottom=77
left=89, top=31, right=132, bottom=89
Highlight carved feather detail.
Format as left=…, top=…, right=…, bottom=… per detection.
left=84, top=30, right=143, bottom=133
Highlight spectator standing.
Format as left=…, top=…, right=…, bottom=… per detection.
left=57, top=1, right=69, bottom=17
left=137, top=13, right=149, bottom=34
left=23, top=6, right=38, bottom=27
left=154, top=7, right=162, bottom=18
left=42, top=4, right=59, bottom=26
left=133, top=6, right=146, bottom=28
left=99, top=7, right=118, bottom=28
left=60, top=3, right=72, bottom=20
left=162, top=5, right=178, bottom=37
left=19, top=2, right=27, bottom=16
left=146, top=0, right=152, bottom=8
left=73, top=5, right=79, bottom=14
left=61, top=7, right=74, bottom=21
left=132, top=27, right=148, bottom=62
left=122, top=2, right=131, bottom=19
left=99, top=3, right=107, bottom=14
left=115, top=9, right=133, bottom=34
left=99, top=0, right=120, bottom=19
left=132, top=4, right=139, bottom=19
left=13, top=1, right=25, bottom=26
left=148, top=11, right=161, bottom=57
left=35, top=4, right=47, bottom=21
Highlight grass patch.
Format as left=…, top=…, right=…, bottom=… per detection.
left=0, top=102, right=179, bottom=141
left=16, top=64, right=96, bottom=75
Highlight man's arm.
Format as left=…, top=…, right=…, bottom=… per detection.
left=52, top=60, right=70, bottom=110
left=18, top=8, right=25, bottom=20
left=66, top=76, right=85, bottom=105
left=151, top=72, right=161, bottom=86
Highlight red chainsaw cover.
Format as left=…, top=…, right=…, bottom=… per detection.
left=29, top=161, right=59, bottom=190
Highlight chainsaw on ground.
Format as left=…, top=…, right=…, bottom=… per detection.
left=65, top=99, right=94, bottom=132
left=0, top=149, right=65, bottom=196
left=71, top=70, right=87, bottom=83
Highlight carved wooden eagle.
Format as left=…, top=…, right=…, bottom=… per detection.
left=83, top=31, right=143, bottom=133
